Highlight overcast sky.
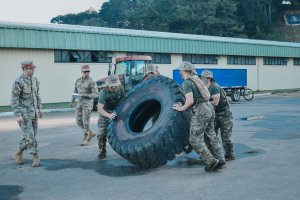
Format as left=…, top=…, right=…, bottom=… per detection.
left=0, top=0, right=107, bottom=24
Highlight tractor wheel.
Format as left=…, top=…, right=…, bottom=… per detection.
left=107, top=76, right=191, bottom=169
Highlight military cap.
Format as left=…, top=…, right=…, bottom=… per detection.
left=21, top=60, right=36, bottom=69
left=178, top=61, right=195, bottom=71
left=105, top=74, right=121, bottom=87
left=81, top=65, right=90, bottom=71
left=200, top=70, right=214, bottom=80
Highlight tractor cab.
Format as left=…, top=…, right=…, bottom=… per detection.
left=109, top=55, right=152, bottom=91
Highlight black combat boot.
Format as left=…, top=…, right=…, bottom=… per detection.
left=204, top=159, right=219, bottom=172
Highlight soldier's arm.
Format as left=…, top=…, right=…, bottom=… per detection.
left=11, top=81, right=22, bottom=117
left=210, top=93, right=220, bottom=106
left=71, top=80, right=78, bottom=102
left=91, top=81, right=99, bottom=99
left=36, top=78, right=42, bottom=110
left=209, top=85, right=221, bottom=106
left=97, top=103, right=116, bottom=120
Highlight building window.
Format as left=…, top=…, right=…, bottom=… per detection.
left=263, top=57, right=288, bottom=65
left=182, top=54, right=218, bottom=64
left=293, top=58, right=300, bottom=66
left=54, top=50, right=112, bottom=63
left=227, top=56, right=256, bottom=65
left=126, top=52, right=171, bottom=64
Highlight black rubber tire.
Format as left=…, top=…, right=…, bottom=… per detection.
left=243, top=88, right=254, bottom=101
left=231, top=89, right=240, bottom=102
left=107, top=76, right=191, bottom=169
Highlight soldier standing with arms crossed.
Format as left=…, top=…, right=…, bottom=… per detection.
left=70, top=65, right=98, bottom=146
left=97, top=75, right=125, bottom=159
left=172, top=62, right=226, bottom=172
left=11, top=60, right=43, bottom=167
left=200, top=70, right=235, bottom=161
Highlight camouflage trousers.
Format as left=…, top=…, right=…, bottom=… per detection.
left=18, top=118, right=38, bottom=155
left=75, top=104, right=92, bottom=135
left=97, top=114, right=110, bottom=152
left=215, top=108, right=234, bottom=157
left=189, top=102, right=225, bottom=165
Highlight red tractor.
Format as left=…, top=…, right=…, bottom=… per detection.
left=97, top=55, right=152, bottom=91
left=95, top=55, right=191, bottom=169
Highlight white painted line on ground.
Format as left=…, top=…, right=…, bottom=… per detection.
left=0, top=108, right=75, bottom=118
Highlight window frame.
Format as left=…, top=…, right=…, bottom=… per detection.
left=182, top=54, right=218, bottom=64
left=263, top=57, right=288, bottom=66
left=54, top=50, right=112, bottom=63
left=293, top=58, right=300, bottom=66
left=227, top=56, right=256, bottom=65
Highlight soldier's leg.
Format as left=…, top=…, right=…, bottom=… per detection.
left=205, top=111, right=225, bottom=164
left=76, top=105, right=88, bottom=145
left=189, top=114, right=218, bottom=171
left=82, top=106, right=92, bottom=133
left=31, top=119, right=40, bottom=167
left=218, top=110, right=235, bottom=159
left=19, top=118, right=38, bottom=155
left=82, top=106, right=96, bottom=142
left=97, top=115, right=109, bottom=159
left=76, top=104, right=84, bottom=130
left=214, top=116, right=221, bottom=136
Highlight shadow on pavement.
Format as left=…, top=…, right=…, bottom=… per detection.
left=41, top=158, right=151, bottom=177
left=37, top=143, right=264, bottom=176
left=165, top=143, right=265, bottom=168
left=0, top=185, right=23, bottom=200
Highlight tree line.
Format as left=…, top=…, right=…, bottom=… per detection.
left=51, top=0, right=300, bottom=40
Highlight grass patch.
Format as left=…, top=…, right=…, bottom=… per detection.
left=0, top=102, right=69, bottom=113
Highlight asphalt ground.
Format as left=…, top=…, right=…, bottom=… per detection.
left=0, top=92, right=300, bottom=200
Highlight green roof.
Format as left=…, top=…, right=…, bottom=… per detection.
left=0, top=21, right=300, bottom=57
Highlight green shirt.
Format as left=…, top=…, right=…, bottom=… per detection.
left=98, top=87, right=125, bottom=111
left=182, top=79, right=204, bottom=102
left=208, top=82, right=228, bottom=111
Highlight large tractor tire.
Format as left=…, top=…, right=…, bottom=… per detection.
left=107, top=76, right=191, bottom=169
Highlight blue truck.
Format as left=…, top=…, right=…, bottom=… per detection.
left=173, top=68, right=254, bottom=102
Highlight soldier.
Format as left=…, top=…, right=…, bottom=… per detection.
left=143, top=64, right=160, bottom=81
left=200, top=70, right=235, bottom=161
left=97, top=75, right=125, bottom=159
left=70, top=65, right=98, bottom=146
left=172, top=61, right=225, bottom=172
left=11, top=60, right=43, bottom=167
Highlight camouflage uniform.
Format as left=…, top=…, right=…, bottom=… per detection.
left=97, top=87, right=125, bottom=155
left=11, top=74, right=42, bottom=155
left=209, top=82, right=234, bottom=159
left=97, top=75, right=125, bottom=158
left=182, top=79, right=225, bottom=168
left=72, top=76, right=98, bottom=138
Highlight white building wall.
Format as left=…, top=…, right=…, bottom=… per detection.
left=1, top=48, right=300, bottom=106
left=257, top=58, right=300, bottom=90
left=0, top=48, right=110, bottom=106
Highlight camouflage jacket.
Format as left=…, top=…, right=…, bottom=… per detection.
left=72, top=77, right=98, bottom=106
left=11, top=74, right=42, bottom=119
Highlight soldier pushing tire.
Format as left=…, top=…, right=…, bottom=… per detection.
left=107, top=76, right=191, bottom=169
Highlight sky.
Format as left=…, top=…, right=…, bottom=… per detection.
left=0, top=0, right=107, bottom=24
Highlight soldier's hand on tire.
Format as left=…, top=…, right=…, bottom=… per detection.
left=172, top=102, right=183, bottom=111
left=108, top=113, right=117, bottom=120
left=16, top=116, right=24, bottom=126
